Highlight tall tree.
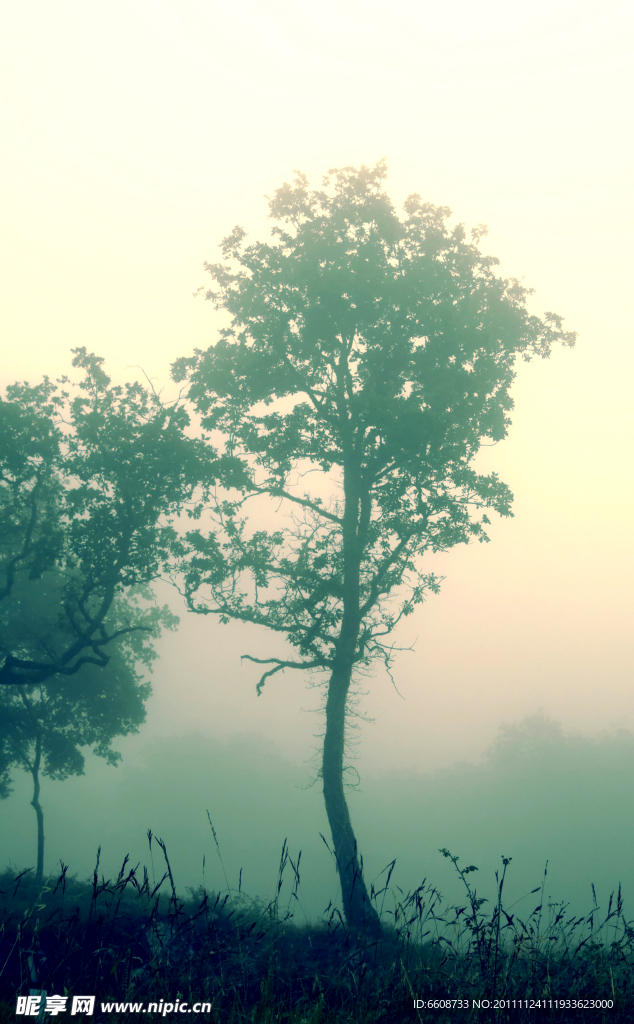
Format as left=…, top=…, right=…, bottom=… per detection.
left=0, top=580, right=173, bottom=882
left=173, top=162, right=576, bottom=932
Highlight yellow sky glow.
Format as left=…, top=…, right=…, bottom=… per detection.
left=1, top=0, right=632, bottom=769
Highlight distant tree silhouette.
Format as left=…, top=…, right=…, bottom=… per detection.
left=172, top=162, right=575, bottom=933
left=485, top=712, right=567, bottom=765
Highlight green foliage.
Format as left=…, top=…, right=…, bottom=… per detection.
left=0, top=379, right=66, bottom=603
left=0, top=348, right=201, bottom=688
left=172, top=162, right=576, bottom=688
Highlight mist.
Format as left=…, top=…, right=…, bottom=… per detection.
left=3, top=710, right=633, bottom=924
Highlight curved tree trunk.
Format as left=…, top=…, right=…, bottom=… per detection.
left=322, top=655, right=382, bottom=936
left=320, top=442, right=382, bottom=935
left=30, top=731, right=45, bottom=883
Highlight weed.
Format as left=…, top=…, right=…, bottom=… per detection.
left=1, top=841, right=632, bottom=1022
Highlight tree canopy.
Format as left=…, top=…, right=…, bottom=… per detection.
left=0, top=349, right=200, bottom=688
left=173, top=161, right=575, bottom=686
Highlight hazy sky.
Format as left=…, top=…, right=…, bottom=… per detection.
left=1, top=0, right=633, bottom=773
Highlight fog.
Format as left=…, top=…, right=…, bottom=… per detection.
left=2, top=0, right=634, bottom=947
left=3, top=714, right=634, bottom=923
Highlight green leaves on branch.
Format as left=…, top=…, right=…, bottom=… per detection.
left=0, top=349, right=196, bottom=687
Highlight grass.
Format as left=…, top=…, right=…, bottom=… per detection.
left=1, top=835, right=633, bottom=1022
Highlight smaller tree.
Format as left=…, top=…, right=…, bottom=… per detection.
left=0, top=349, right=202, bottom=881
left=0, top=582, right=174, bottom=882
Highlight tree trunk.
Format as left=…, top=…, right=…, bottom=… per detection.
left=322, top=656, right=382, bottom=936
left=320, top=436, right=382, bottom=934
left=30, top=731, right=45, bottom=884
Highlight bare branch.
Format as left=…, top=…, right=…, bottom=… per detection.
left=252, top=484, right=342, bottom=525
left=240, top=654, right=328, bottom=695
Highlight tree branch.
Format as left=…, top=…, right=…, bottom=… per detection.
left=0, top=625, right=153, bottom=686
left=281, top=354, right=338, bottom=427
left=251, top=484, right=342, bottom=524
left=240, top=654, right=328, bottom=695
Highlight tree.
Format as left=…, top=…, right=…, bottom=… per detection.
left=0, top=580, right=173, bottom=882
left=0, top=352, right=212, bottom=880
left=1, top=351, right=203, bottom=879
left=172, top=162, right=576, bottom=933
left=0, top=349, right=201, bottom=688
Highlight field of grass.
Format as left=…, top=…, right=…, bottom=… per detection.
left=1, top=837, right=632, bottom=1023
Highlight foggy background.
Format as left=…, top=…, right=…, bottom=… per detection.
left=4, top=717, right=634, bottom=922
left=1, top=0, right=633, bottom=921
